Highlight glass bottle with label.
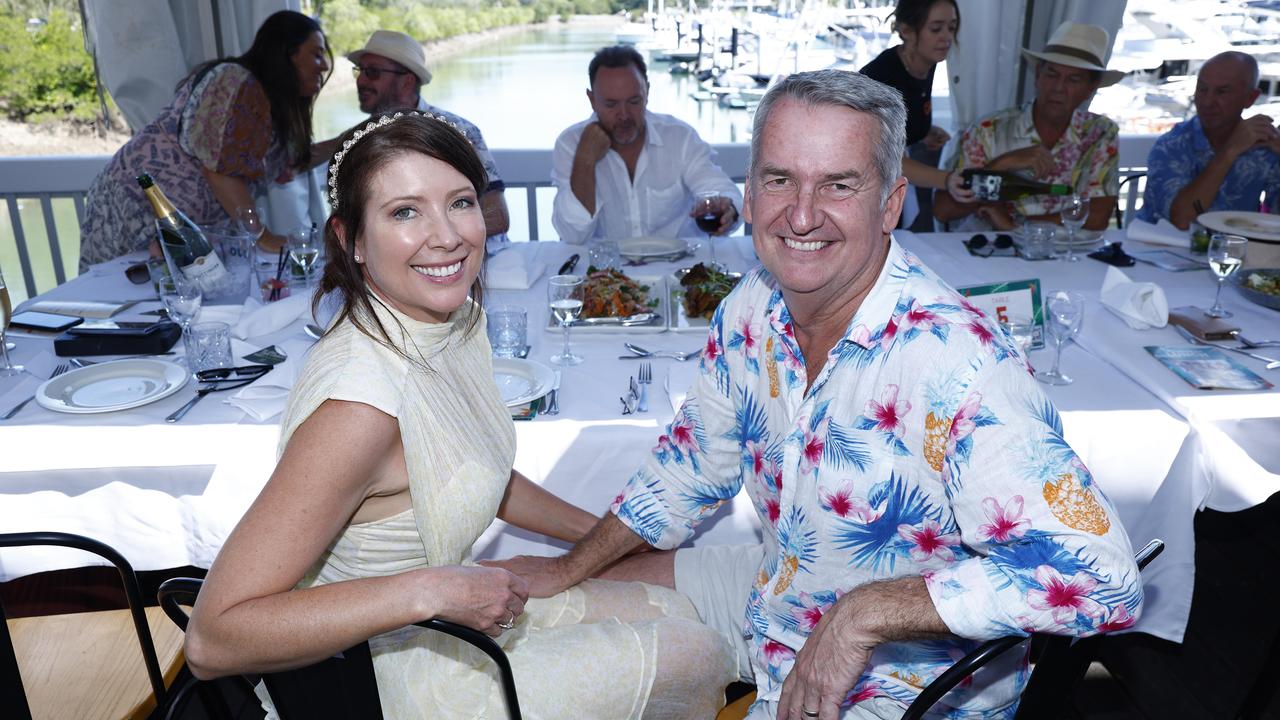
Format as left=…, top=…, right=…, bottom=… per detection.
left=137, top=173, right=229, bottom=294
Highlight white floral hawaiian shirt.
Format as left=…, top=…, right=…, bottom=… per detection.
left=611, top=238, right=1142, bottom=717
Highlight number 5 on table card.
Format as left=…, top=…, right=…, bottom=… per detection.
left=956, top=278, right=1045, bottom=349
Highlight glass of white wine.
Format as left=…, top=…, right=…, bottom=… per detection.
left=548, top=274, right=584, bottom=367
left=1205, top=234, right=1247, bottom=318
left=0, top=265, right=23, bottom=377
left=1059, top=193, right=1089, bottom=263
left=288, top=228, right=320, bottom=290
left=1037, top=290, right=1085, bottom=386
left=235, top=206, right=264, bottom=244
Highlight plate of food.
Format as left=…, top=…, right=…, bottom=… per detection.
left=545, top=267, right=666, bottom=333
left=491, top=358, right=555, bottom=408
left=1200, top=211, right=1280, bottom=244
left=616, top=236, right=693, bottom=262
left=1233, top=268, right=1280, bottom=311
left=35, top=358, right=189, bottom=414
left=669, top=262, right=743, bottom=332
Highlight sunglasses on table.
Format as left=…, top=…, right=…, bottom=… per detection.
left=351, top=65, right=412, bottom=81
left=125, top=262, right=152, bottom=284
left=964, top=233, right=1016, bottom=258
left=195, top=364, right=272, bottom=387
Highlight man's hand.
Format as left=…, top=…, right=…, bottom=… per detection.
left=1224, top=114, right=1280, bottom=159
left=577, top=123, right=614, bottom=166
left=777, top=593, right=878, bottom=720
left=924, top=126, right=951, bottom=152
left=944, top=170, right=975, bottom=203
left=990, top=145, right=1055, bottom=178
left=689, top=195, right=738, bottom=236
left=479, top=554, right=574, bottom=599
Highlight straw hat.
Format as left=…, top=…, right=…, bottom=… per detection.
left=1021, top=22, right=1125, bottom=87
left=348, top=30, right=432, bottom=85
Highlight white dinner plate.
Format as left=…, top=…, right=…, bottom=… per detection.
left=1052, top=229, right=1103, bottom=247
left=35, top=358, right=189, bottom=414
left=616, top=236, right=691, bottom=260
left=491, top=358, right=555, bottom=408
left=1199, top=211, right=1280, bottom=244
left=544, top=274, right=667, bottom=334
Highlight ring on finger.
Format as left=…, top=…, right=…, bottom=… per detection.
left=497, top=610, right=516, bottom=630
left=801, top=709, right=819, bottom=719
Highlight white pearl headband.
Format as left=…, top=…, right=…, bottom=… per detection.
left=327, top=110, right=467, bottom=211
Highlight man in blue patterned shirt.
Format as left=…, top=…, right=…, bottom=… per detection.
left=1137, top=51, right=1280, bottom=229
left=495, top=70, right=1141, bottom=719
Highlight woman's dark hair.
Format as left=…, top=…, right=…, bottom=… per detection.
left=317, top=114, right=487, bottom=360
left=186, top=11, right=330, bottom=169
left=890, top=0, right=961, bottom=38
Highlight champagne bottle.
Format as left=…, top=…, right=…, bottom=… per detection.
left=962, top=169, right=1071, bottom=202
left=137, top=173, right=228, bottom=293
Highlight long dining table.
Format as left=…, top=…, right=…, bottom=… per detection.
left=1, top=230, right=1276, bottom=649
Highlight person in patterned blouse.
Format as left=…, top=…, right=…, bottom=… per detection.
left=1137, top=51, right=1280, bottom=229
left=934, top=22, right=1124, bottom=233
left=492, top=69, right=1142, bottom=719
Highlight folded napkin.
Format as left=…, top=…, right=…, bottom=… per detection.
left=666, top=363, right=699, bottom=413
left=485, top=246, right=546, bottom=290
left=232, top=293, right=310, bottom=340
left=1126, top=219, right=1189, bottom=248
left=1100, top=266, right=1169, bottom=329
left=197, top=304, right=243, bottom=327
left=225, top=338, right=309, bottom=421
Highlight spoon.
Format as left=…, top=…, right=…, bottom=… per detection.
left=573, top=312, right=657, bottom=327
left=622, top=342, right=701, bottom=361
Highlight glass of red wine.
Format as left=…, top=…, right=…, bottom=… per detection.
left=694, top=191, right=727, bottom=271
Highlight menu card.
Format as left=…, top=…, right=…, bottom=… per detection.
left=1145, top=346, right=1273, bottom=390
left=24, top=299, right=137, bottom=319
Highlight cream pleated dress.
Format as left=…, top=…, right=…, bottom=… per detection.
left=267, top=299, right=735, bottom=719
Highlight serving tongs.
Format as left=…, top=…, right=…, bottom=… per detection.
left=165, top=364, right=273, bottom=422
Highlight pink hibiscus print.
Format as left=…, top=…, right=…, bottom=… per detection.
left=818, top=482, right=878, bottom=522
left=1027, top=565, right=1105, bottom=625
left=1096, top=605, right=1136, bottom=633
left=880, top=315, right=900, bottom=350
left=845, top=680, right=885, bottom=705
left=798, top=417, right=828, bottom=475
left=864, top=384, right=912, bottom=436
left=902, top=300, right=943, bottom=332
left=669, top=416, right=698, bottom=454
left=745, top=440, right=766, bottom=478
left=958, top=296, right=986, bottom=318
left=898, top=519, right=961, bottom=563
left=977, top=496, right=1030, bottom=542
left=849, top=323, right=873, bottom=348
left=763, top=497, right=781, bottom=525
left=788, top=591, right=834, bottom=632
left=946, top=391, right=983, bottom=454
left=965, top=319, right=996, bottom=347
left=736, top=316, right=758, bottom=357
left=703, top=332, right=721, bottom=365
left=762, top=639, right=795, bottom=664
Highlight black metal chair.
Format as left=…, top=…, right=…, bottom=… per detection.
left=0, top=531, right=180, bottom=720
left=901, top=538, right=1165, bottom=720
left=157, top=577, right=523, bottom=720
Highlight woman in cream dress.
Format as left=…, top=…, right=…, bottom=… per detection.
left=185, top=113, right=735, bottom=718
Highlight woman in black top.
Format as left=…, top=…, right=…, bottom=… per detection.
left=861, top=0, right=971, bottom=203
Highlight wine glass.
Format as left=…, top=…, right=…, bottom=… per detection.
left=1037, top=290, right=1085, bottom=386
left=1205, top=234, right=1247, bottom=318
left=694, top=191, right=728, bottom=271
left=288, top=228, right=320, bottom=289
left=1000, top=313, right=1036, bottom=367
left=160, top=276, right=204, bottom=332
left=548, top=274, right=584, bottom=367
left=1059, top=193, right=1089, bottom=263
left=235, top=206, right=264, bottom=243
left=0, top=265, right=23, bottom=377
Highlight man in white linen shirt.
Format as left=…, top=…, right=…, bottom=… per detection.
left=551, top=45, right=743, bottom=245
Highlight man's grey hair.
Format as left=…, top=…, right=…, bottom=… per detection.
left=749, top=69, right=906, bottom=205
left=1204, top=51, right=1261, bottom=89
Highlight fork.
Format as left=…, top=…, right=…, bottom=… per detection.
left=1174, top=325, right=1280, bottom=370
left=2, top=363, right=70, bottom=419
left=637, top=362, right=652, bottom=412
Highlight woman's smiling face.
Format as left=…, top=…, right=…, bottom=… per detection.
left=352, top=152, right=486, bottom=324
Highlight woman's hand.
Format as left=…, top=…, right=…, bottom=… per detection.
left=425, top=566, right=529, bottom=637
left=923, top=126, right=950, bottom=151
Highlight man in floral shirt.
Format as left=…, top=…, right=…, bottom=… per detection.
left=934, top=22, right=1123, bottom=233
left=496, top=69, right=1141, bottom=719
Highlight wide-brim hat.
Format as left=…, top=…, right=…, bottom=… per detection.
left=348, top=30, right=432, bottom=85
left=1021, top=22, right=1125, bottom=87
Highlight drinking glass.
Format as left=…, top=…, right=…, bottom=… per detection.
left=160, top=276, right=204, bottom=332
left=235, top=206, right=264, bottom=243
left=1000, top=313, right=1036, bottom=374
left=1205, top=234, right=1247, bottom=318
left=0, top=265, right=22, bottom=377
left=486, top=304, right=527, bottom=358
left=288, top=228, right=320, bottom=289
left=548, top=274, right=584, bottom=366
left=1059, top=193, right=1089, bottom=263
left=694, top=191, right=728, bottom=271
left=184, top=321, right=232, bottom=375
left=1037, top=290, right=1085, bottom=386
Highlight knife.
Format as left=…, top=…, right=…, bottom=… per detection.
left=558, top=254, right=580, bottom=275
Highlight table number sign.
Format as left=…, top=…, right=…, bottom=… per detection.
left=956, top=278, right=1045, bottom=348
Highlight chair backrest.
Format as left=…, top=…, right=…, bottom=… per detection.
left=157, top=577, right=523, bottom=720
left=0, top=531, right=169, bottom=718
left=901, top=538, right=1165, bottom=720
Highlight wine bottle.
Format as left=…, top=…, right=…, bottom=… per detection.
left=137, top=173, right=228, bottom=293
left=962, top=169, right=1071, bottom=202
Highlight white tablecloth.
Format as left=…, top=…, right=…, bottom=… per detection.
left=2, top=233, right=1276, bottom=646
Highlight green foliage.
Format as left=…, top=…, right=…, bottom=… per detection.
left=0, top=9, right=99, bottom=122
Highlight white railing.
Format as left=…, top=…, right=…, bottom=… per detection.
left=0, top=139, right=1150, bottom=301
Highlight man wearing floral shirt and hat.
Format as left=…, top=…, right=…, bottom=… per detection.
left=347, top=30, right=510, bottom=244
left=934, top=22, right=1124, bottom=232
left=493, top=68, right=1141, bottom=719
